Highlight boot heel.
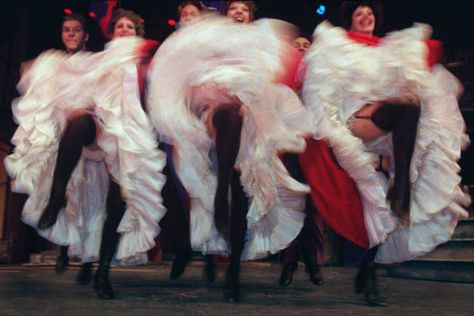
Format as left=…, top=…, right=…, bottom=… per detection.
left=94, top=268, right=114, bottom=300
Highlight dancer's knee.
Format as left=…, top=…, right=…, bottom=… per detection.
left=213, top=104, right=242, bottom=131
left=67, top=114, right=96, bottom=145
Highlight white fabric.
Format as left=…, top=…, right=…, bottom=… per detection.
left=5, top=37, right=167, bottom=263
left=147, top=16, right=313, bottom=260
left=303, top=21, right=470, bottom=263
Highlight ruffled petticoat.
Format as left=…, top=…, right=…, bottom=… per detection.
left=147, top=16, right=313, bottom=260
left=5, top=37, right=167, bottom=264
left=302, top=21, right=470, bottom=263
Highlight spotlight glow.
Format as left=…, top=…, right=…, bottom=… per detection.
left=316, top=5, right=326, bottom=15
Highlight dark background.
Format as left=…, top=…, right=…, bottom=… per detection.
left=3, top=1, right=474, bottom=57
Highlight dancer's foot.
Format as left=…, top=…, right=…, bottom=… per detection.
left=204, top=255, right=216, bottom=285
left=365, top=273, right=386, bottom=307
left=55, top=251, right=69, bottom=274
left=355, top=262, right=386, bottom=307
left=308, top=266, right=324, bottom=286
left=169, top=252, right=192, bottom=280
left=279, top=262, right=298, bottom=287
left=94, top=269, right=114, bottom=300
left=38, top=181, right=67, bottom=230
left=224, top=263, right=240, bottom=302
left=76, top=262, right=93, bottom=285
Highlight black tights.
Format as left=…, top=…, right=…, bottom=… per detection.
left=54, top=114, right=96, bottom=181
left=38, top=114, right=96, bottom=229
left=371, top=103, right=420, bottom=219
left=281, top=153, right=321, bottom=270
left=212, top=104, right=244, bottom=237
left=98, top=180, right=126, bottom=267
left=212, top=104, right=249, bottom=301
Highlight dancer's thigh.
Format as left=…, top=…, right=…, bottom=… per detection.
left=349, top=102, right=386, bottom=143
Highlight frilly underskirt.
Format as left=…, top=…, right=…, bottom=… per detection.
left=302, top=21, right=470, bottom=263
left=5, top=37, right=167, bottom=264
left=148, top=16, right=313, bottom=260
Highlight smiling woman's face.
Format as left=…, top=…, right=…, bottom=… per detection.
left=112, top=17, right=137, bottom=39
left=226, top=1, right=251, bottom=24
left=350, top=5, right=375, bottom=35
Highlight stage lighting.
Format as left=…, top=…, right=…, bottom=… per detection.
left=316, top=5, right=326, bottom=15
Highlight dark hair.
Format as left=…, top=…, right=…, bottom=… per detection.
left=222, top=1, right=257, bottom=22
left=177, top=1, right=205, bottom=18
left=339, top=1, right=383, bottom=35
left=293, top=33, right=313, bottom=44
left=63, top=13, right=88, bottom=34
left=108, top=8, right=145, bottom=39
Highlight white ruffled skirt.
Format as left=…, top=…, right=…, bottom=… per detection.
left=5, top=37, right=167, bottom=263
left=147, top=16, right=313, bottom=260
left=302, top=22, right=470, bottom=263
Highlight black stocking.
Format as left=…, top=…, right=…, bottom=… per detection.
left=38, top=114, right=96, bottom=229
left=212, top=104, right=243, bottom=237
left=301, top=198, right=324, bottom=285
left=94, top=180, right=126, bottom=300
left=371, top=103, right=420, bottom=221
left=225, top=170, right=248, bottom=302
left=281, top=153, right=323, bottom=286
left=355, top=246, right=386, bottom=306
left=161, top=143, right=192, bottom=280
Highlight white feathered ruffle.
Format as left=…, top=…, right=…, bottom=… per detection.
left=5, top=37, right=167, bottom=263
left=147, top=16, right=312, bottom=260
left=302, top=21, right=470, bottom=263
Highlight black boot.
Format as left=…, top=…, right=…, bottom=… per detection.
left=76, top=262, right=93, bottom=285
left=93, top=180, right=125, bottom=300
left=307, top=265, right=324, bottom=286
left=204, top=255, right=216, bottom=285
left=279, top=261, right=298, bottom=287
left=222, top=170, right=248, bottom=302
left=94, top=263, right=114, bottom=300
left=169, top=251, right=192, bottom=280
left=224, top=263, right=240, bottom=302
left=55, top=246, right=69, bottom=274
left=354, top=268, right=367, bottom=294
left=364, top=266, right=386, bottom=307
left=300, top=201, right=324, bottom=286
left=355, top=248, right=374, bottom=294
left=38, top=179, right=67, bottom=230
left=354, top=247, right=386, bottom=306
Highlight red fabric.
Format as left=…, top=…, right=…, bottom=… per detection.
left=90, top=0, right=118, bottom=38
left=426, top=39, right=443, bottom=68
left=279, top=46, right=303, bottom=91
left=347, top=31, right=381, bottom=46
left=137, top=40, right=160, bottom=99
left=347, top=31, right=443, bottom=69
left=299, top=138, right=369, bottom=249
